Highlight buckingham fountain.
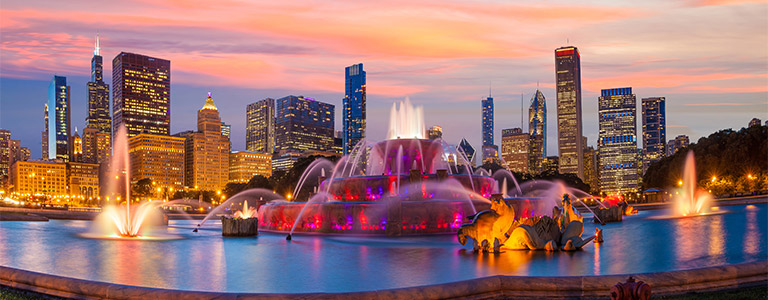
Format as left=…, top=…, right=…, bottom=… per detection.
left=0, top=98, right=764, bottom=297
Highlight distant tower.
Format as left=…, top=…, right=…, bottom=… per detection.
left=482, top=94, right=494, bottom=146
left=70, top=127, right=83, bottom=162
left=275, top=96, right=335, bottom=152
left=343, top=63, right=366, bottom=154
left=641, top=97, right=666, bottom=175
left=49, top=75, right=71, bottom=161
left=183, top=93, right=230, bottom=191
left=86, top=34, right=111, bottom=134
left=41, top=104, right=49, bottom=160
left=458, top=138, right=477, bottom=166
left=528, top=89, right=547, bottom=173
left=555, top=46, right=584, bottom=179
left=112, top=52, right=171, bottom=138
left=598, top=87, right=638, bottom=194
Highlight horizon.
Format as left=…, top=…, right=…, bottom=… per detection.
left=1, top=0, right=766, bottom=159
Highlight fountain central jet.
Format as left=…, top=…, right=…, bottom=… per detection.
left=387, top=97, right=425, bottom=140
left=675, top=151, right=712, bottom=216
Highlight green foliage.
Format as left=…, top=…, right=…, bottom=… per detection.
left=131, top=178, right=154, bottom=198
left=644, top=125, right=768, bottom=193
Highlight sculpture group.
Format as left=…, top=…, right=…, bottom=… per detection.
left=458, top=195, right=595, bottom=252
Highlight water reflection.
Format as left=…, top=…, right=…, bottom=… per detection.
left=0, top=204, right=765, bottom=293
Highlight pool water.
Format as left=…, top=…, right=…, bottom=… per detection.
left=0, top=204, right=765, bottom=293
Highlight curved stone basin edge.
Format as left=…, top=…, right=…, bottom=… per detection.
left=0, top=261, right=765, bottom=300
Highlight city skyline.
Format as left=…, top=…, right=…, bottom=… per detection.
left=1, top=1, right=766, bottom=159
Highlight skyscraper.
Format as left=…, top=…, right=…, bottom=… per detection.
left=82, top=127, right=111, bottom=164
left=183, top=93, right=230, bottom=191
left=641, top=97, right=666, bottom=175
left=129, top=132, right=185, bottom=191
left=343, top=63, right=366, bottom=154
left=458, top=138, right=477, bottom=165
left=583, top=146, right=599, bottom=194
left=528, top=89, right=546, bottom=173
left=49, top=75, right=71, bottom=161
left=482, top=95, right=494, bottom=146
left=86, top=35, right=111, bottom=134
left=667, top=135, right=690, bottom=156
left=246, top=98, right=275, bottom=154
left=555, top=46, right=584, bottom=179
left=0, top=129, right=10, bottom=178
left=598, top=87, right=639, bottom=194
left=112, top=52, right=170, bottom=138
left=221, top=121, right=231, bottom=151
left=70, top=128, right=83, bottom=163
left=41, top=104, right=49, bottom=160
left=427, top=125, right=443, bottom=140
left=275, top=95, right=335, bottom=152
left=501, top=128, right=530, bottom=173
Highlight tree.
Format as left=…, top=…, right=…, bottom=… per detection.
left=644, top=125, right=767, bottom=192
left=132, top=178, right=154, bottom=199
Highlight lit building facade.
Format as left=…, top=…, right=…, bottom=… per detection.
left=542, top=156, right=559, bottom=174
left=246, top=98, right=275, bottom=154
left=272, top=149, right=302, bottom=172
left=183, top=93, right=230, bottom=191
left=427, top=125, right=443, bottom=140
left=501, top=128, right=530, bottom=173
left=67, top=162, right=100, bottom=202
left=41, top=104, right=49, bottom=160
left=0, top=130, right=10, bottom=178
left=86, top=35, right=111, bottom=135
left=128, top=132, right=185, bottom=190
left=667, top=135, right=690, bottom=156
left=229, top=151, right=272, bottom=183
left=641, top=97, right=666, bottom=175
left=275, top=95, right=335, bottom=152
left=10, top=160, right=67, bottom=197
left=112, top=52, right=170, bottom=138
left=343, top=63, right=366, bottom=154
left=598, top=87, right=639, bottom=194
left=481, top=145, right=501, bottom=165
left=69, top=129, right=83, bottom=162
left=482, top=95, right=494, bottom=146
left=583, top=146, right=599, bottom=194
left=529, top=89, right=547, bottom=173
left=49, top=75, right=71, bottom=161
left=458, top=138, right=477, bottom=166
left=221, top=121, right=231, bottom=151
left=555, top=46, right=584, bottom=179
left=82, top=127, right=111, bottom=164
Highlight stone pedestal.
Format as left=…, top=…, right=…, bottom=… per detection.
left=221, top=217, right=258, bottom=237
left=436, top=169, right=448, bottom=181
left=593, top=206, right=623, bottom=223
left=385, top=196, right=402, bottom=237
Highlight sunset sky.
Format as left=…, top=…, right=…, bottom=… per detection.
left=1, top=0, right=766, bottom=159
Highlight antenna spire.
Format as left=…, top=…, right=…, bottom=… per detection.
left=94, top=32, right=100, bottom=56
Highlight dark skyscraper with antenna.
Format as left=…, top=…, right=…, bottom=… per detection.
left=86, top=34, right=111, bottom=134
left=481, top=93, right=494, bottom=146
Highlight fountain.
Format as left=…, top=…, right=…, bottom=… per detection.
left=257, top=98, right=538, bottom=237
left=87, top=126, right=169, bottom=239
left=674, top=151, right=713, bottom=216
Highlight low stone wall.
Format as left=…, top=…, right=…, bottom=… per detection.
left=0, top=261, right=765, bottom=299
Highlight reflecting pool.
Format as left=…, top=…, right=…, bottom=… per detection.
left=0, top=203, right=765, bottom=293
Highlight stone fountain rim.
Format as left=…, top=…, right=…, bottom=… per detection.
left=1, top=260, right=765, bottom=299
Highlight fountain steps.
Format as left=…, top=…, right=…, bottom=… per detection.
left=1, top=261, right=765, bottom=299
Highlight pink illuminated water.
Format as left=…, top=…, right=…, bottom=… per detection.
left=675, top=151, right=712, bottom=216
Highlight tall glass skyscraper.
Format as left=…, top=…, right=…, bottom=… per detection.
left=528, top=89, right=546, bottom=173
left=112, top=52, right=170, bottom=138
left=343, top=63, right=366, bottom=154
left=246, top=98, right=275, bottom=154
left=555, top=46, right=584, bottom=179
left=641, top=97, right=666, bottom=175
left=598, top=87, right=638, bottom=194
left=275, top=96, right=335, bottom=152
left=481, top=95, right=494, bottom=146
left=86, top=34, right=111, bottom=134
left=48, top=75, right=70, bottom=161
